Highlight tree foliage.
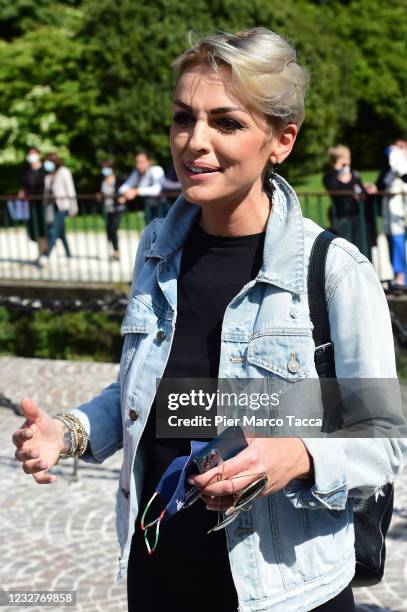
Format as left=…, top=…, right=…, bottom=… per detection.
left=0, top=0, right=406, bottom=192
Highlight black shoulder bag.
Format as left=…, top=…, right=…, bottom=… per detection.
left=308, top=230, right=394, bottom=587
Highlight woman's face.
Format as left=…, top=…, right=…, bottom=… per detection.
left=170, top=65, right=279, bottom=209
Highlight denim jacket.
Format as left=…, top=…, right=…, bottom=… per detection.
left=72, top=175, right=406, bottom=612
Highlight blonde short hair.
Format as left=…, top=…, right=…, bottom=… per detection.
left=327, top=145, right=351, bottom=166
left=172, top=28, right=309, bottom=132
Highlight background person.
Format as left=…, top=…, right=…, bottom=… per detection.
left=43, top=152, right=78, bottom=259
left=11, top=28, right=406, bottom=612
left=118, top=150, right=165, bottom=223
left=96, top=160, right=125, bottom=261
left=380, top=139, right=407, bottom=285
left=19, top=146, right=47, bottom=265
left=323, top=144, right=377, bottom=260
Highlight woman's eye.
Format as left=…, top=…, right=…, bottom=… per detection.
left=172, top=112, right=194, bottom=125
left=216, top=118, right=243, bottom=133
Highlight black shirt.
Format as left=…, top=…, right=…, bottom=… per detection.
left=322, top=170, right=364, bottom=218
left=127, top=221, right=266, bottom=612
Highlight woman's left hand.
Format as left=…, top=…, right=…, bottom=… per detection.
left=189, top=437, right=313, bottom=511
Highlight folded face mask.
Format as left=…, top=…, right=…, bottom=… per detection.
left=140, top=426, right=248, bottom=554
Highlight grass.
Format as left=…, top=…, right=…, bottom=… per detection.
left=65, top=210, right=145, bottom=233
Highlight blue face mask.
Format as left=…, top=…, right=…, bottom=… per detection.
left=102, top=167, right=113, bottom=176
left=140, top=426, right=248, bottom=554
left=44, top=160, right=56, bottom=173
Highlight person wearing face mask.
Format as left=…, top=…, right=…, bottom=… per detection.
left=323, top=145, right=377, bottom=260
left=43, top=152, right=78, bottom=259
left=12, top=29, right=406, bottom=612
left=96, top=160, right=125, bottom=261
left=379, top=140, right=407, bottom=285
left=19, top=147, right=47, bottom=264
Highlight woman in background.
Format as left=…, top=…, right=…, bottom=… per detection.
left=12, top=28, right=405, bottom=612
left=96, top=160, right=125, bottom=261
left=20, top=146, right=47, bottom=265
left=323, top=144, right=376, bottom=260
left=43, top=152, right=78, bottom=259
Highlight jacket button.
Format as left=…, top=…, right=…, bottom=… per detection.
left=234, top=527, right=253, bottom=536
left=129, top=409, right=138, bottom=421
left=156, top=330, right=166, bottom=343
left=121, top=488, right=130, bottom=499
left=287, top=351, right=301, bottom=373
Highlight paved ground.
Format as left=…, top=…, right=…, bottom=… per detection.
left=0, top=228, right=140, bottom=283
left=0, top=356, right=406, bottom=612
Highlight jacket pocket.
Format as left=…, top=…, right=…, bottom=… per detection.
left=119, top=295, right=157, bottom=398
left=247, top=328, right=314, bottom=381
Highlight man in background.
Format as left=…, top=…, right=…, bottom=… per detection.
left=118, top=150, right=165, bottom=223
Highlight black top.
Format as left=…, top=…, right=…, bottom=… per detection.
left=21, top=165, right=45, bottom=196
left=127, top=221, right=266, bottom=612
left=322, top=169, right=364, bottom=218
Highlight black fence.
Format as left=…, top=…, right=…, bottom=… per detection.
left=0, top=190, right=400, bottom=284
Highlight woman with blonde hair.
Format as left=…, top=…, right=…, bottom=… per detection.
left=323, top=144, right=377, bottom=259
left=12, top=28, right=405, bottom=612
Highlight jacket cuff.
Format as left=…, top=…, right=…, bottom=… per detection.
left=283, top=438, right=349, bottom=510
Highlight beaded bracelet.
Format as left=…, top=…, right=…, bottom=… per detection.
left=54, top=412, right=88, bottom=458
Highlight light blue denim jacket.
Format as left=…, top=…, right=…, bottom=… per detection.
left=72, top=175, right=406, bottom=612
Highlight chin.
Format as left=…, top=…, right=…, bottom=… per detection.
left=181, top=185, right=225, bottom=207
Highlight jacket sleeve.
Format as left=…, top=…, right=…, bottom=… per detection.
left=62, top=167, right=78, bottom=215
left=118, top=170, right=138, bottom=194
left=69, top=221, right=159, bottom=464
left=284, top=250, right=407, bottom=510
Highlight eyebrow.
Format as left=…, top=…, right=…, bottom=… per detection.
left=174, top=99, right=249, bottom=115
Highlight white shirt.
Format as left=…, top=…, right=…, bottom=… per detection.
left=118, top=165, right=164, bottom=197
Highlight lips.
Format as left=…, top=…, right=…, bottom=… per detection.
left=183, top=161, right=223, bottom=174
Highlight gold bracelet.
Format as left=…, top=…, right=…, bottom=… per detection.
left=55, top=412, right=88, bottom=458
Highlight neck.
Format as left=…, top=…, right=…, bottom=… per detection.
left=199, top=184, right=271, bottom=237
left=31, top=162, right=42, bottom=170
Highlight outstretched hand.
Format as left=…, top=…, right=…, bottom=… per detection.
left=11, top=399, right=65, bottom=484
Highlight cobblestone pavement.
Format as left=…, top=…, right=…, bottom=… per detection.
left=0, top=356, right=406, bottom=611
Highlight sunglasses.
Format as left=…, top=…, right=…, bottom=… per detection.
left=206, top=471, right=268, bottom=533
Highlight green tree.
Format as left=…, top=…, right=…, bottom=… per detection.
left=79, top=0, right=355, bottom=182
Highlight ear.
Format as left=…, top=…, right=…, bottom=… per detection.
left=270, top=124, right=298, bottom=165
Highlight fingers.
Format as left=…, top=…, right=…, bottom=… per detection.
left=33, top=471, right=57, bottom=485
left=201, top=493, right=235, bottom=511
left=21, top=458, right=57, bottom=484
left=22, top=458, right=49, bottom=475
left=20, top=398, right=46, bottom=424
left=190, top=446, right=262, bottom=497
left=15, top=447, right=39, bottom=462
left=12, top=427, right=34, bottom=448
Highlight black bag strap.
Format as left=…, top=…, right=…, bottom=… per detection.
left=308, top=230, right=337, bottom=379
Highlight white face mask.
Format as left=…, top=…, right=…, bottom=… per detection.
left=44, top=160, right=56, bottom=173
left=26, top=153, right=40, bottom=164
left=338, top=164, right=351, bottom=176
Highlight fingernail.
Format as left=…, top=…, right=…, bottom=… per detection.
left=187, top=478, right=195, bottom=485
left=39, top=461, right=47, bottom=469
left=23, top=431, right=31, bottom=438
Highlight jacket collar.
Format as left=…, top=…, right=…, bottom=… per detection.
left=143, top=174, right=305, bottom=294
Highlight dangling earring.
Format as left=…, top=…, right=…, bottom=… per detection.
left=267, top=159, right=280, bottom=198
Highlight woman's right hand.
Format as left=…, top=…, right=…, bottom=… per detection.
left=12, top=399, right=65, bottom=484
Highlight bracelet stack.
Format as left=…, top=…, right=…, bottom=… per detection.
left=54, top=412, right=89, bottom=459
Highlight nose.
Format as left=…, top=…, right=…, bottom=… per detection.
left=188, top=119, right=211, bottom=154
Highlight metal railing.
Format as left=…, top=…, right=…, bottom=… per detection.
left=0, top=190, right=401, bottom=283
